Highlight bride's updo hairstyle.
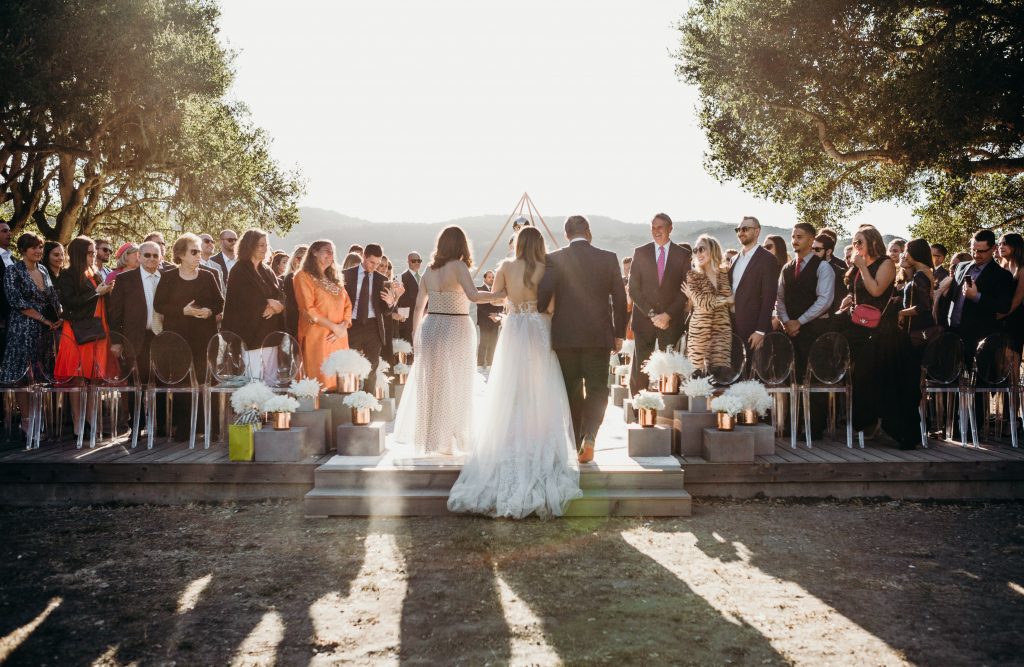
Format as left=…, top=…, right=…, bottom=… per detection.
left=515, top=226, right=546, bottom=290
left=430, top=225, right=474, bottom=270
left=301, top=239, right=343, bottom=287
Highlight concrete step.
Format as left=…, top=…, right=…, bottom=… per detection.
left=304, top=487, right=691, bottom=517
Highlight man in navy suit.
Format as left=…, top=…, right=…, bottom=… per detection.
left=395, top=252, right=421, bottom=345
left=728, top=216, right=780, bottom=352
left=946, top=228, right=1014, bottom=363
left=343, top=244, right=397, bottom=395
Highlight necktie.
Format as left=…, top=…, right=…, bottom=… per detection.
left=414, top=272, right=420, bottom=284
left=357, top=270, right=370, bottom=321
left=794, top=258, right=801, bottom=279
left=657, top=246, right=666, bottom=284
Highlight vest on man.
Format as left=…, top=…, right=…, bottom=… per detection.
left=782, top=254, right=825, bottom=321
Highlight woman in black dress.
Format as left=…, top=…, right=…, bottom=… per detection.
left=895, top=239, right=938, bottom=444
left=996, top=233, right=1024, bottom=357
left=221, top=229, right=285, bottom=379
left=153, top=233, right=224, bottom=374
left=282, top=244, right=309, bottom=339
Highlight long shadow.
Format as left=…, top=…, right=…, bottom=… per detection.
left=675, top=500, right=1024, bottom=666
left=0, top=502, right=368, bottom=665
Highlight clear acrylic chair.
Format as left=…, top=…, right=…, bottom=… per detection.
left=803, top=332, right=853, bottom=448
left=1, top=364, right=39, bottom=449
left=33, top=330, right=88, bottom=449
left=919, top=332, right=966, bottom=447
left=204, top=332, right=249, bottom=448
left=968, top=333, right=1018, bottom=448
left=707, top=333, right=748, bottom=388
left=89, top=332, right=142, bottom=449
left=260, top=331, right=303, bottom=392
left=148, top=331, right=199, bottom=449
left=754, top=332, right=799, bottom=449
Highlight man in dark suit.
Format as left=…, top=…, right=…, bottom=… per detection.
left=396, top=251, right=421, bottom=344
left=538, top=215, right=627, bottom=463
left=343, top=243, right=397, bottom=394
left=627, top=213, right=691, bottom=393
left=0, top=221, right=13, bottom=368
left=729, top=216, right=780, bottom=351
left=932, top=243, right=950, bottom=284
left=946, top=229, right=1014, bottom=363
left=476, top=271, right=502, bottom=369
left=209, top=229, right=239, bottom=278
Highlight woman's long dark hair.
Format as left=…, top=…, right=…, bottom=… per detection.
left=236, top=229, right=268, bottom=264
left=845, top=224, right=890, bottom=287
left=430, top=225, right=473, bottom=270
left=999, top=233, right=1024, bottom=267
left=301, top=240, right=343, bottom=287
left=515, top=226, right=546, bottom=290
left=43, top=241, right=65, bottom=277
left=66, top=236, right=96, bottom=290
left=764, top=234, right=788, bottom=268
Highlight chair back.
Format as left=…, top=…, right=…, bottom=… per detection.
left=40, top=330, right=85, bottom=387
left=95, top=331, right=138, bottom=386
left=807, top=332, right=851, bottom=385
left=922, top=332, right=964, bottom=385
left=753, top=332, right=795, bottom=385
left=150, top=331, right=195, bottom=387
left=708, top=333, right=747, bottom=387
left=207, top=332, right=249, bottom=386
left=0, top=363, right=33, bottom=388
left=260, top=331, right=302, bottom=388
left=974, top=333, right=1013, bottom=387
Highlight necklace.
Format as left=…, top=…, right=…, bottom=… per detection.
left=317, top=278, right=341, bottom=295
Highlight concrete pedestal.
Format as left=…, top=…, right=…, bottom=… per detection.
left=290, top=409, right=331, bottom=453
left=393, top=383, right=406, bottom=406
left=701, top=427, right=755, bottom=463
left=674, top=410, right=718, bottom=457
left=253, top=426, right=317, bottom=462
left=623, top=399, right=637, bottom=424
left=611, top=384, right=629, bottom=407
left=375, top=397, right=397, bottom=422
left=738, top=423, right=775, bottom=456
left=627, top=424, right=672, bottom=457
left=337, top=422, right=387, bottom=456
left=660, top=393, right=688, bottom=413
left=321, top=393, right=353, bottom=430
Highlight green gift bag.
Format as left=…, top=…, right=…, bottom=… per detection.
left=229, top=424, right=256, bottom=461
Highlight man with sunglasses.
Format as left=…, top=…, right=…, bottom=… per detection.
left=812, top=233, right=848, bottom=316
left=396, top=252, right=422, bottom=344
left=93, top=239, right=113, bottom=282
left=198, top=233, right=224, bottom=293
left=210, top=229, right=239, bottom=278
left=946, top=228, right=1014, bottom=364
left=729, top=216, right=779, bottom=351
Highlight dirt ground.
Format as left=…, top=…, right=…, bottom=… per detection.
left=0, top=499, right=1021, bottom=667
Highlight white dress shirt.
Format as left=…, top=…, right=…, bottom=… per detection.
left=354, top=265, right=377, bottom=319
left=730, top=245, right=757, bottom=293
left=141, top=268, right=161, bottom=331
left=222, top=254, right=238, bottom=273
left=0, top=248, right=13, bottom=267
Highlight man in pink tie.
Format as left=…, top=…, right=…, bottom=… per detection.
left=627, top=213, right=692, bottom=394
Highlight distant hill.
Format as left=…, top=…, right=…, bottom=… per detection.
left=269, top=207, right=797, bottom=271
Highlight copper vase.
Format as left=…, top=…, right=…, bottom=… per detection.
left=397, top=373, right=408, bottom=385
left=658, top=374, right=680, bottom=395
left=396, top=351, right=408, bottom=365
left=618, top=374, right=629, bottom=387
left=716, top=412, right=735, bottom=431
left=374, top=385, right=388, bottom=400
left=351, top=407, right=371, bottom=425
left=737, top=409, right=758, bottom=425
left=336, top=373, right=360, bottom=394
left=270, top=412, right=292, bottom=431
left=638, top=408, right=657, bottom=427
left=296, top=396, right=319, bottom=412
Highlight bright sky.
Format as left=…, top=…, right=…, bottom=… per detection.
left=218, top=0, right=915, bottom=237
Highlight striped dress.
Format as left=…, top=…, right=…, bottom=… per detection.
left=685, top=267, right=733, bottom=374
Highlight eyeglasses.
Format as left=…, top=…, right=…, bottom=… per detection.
left=97, top=247, right=111, bottom=253
left=694, top=247, right=707, bottom=254
left=734, top=226, right=757, bottom=233
left=410, top=259, right=422, bottom=264
left=222, top=238, right=237, bottom=243
left=188, top=248, right=202, bottom=256
left=142, top=253, right=159, bottom=259
left=202, top=239, right=214, bottom=244
left=973, top=246, right=993, bottom=255
left=853, top=239, right=865, bottom=246
left=811, top=246, right=825, bottom=253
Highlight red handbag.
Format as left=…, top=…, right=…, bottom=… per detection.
left=850, top=270, right=891, bottom=329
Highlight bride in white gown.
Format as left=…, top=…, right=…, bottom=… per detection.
left=447, top=227, right=583, bottom=519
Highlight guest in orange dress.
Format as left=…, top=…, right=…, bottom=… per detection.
left=54, top=236, right=112, bottom=436
left=294, top=240, right=353, bottom=391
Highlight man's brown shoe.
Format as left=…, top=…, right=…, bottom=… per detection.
left=578, top=438, right=595, bottom=464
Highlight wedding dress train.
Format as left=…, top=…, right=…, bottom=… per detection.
left=447, top=301, right=582, bottom=519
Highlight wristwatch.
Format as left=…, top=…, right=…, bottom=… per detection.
left=648, top=309, right=656, bottom=319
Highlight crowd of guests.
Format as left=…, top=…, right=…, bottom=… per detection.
left=621, top=214, right=1020, bottom=449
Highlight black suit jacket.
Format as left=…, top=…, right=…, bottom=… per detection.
left=108, top=268, right=154, bottom=357
left=476, top=284, right=502, bottom=332
left=0, top=258, right=9, bottom=322
left=728, top=246, right=780, bottom=341
left=946, top=259, right=1014, bottom=348
left=396, top=269, right=419, bottom=341
left=627, top=241, right=691, bottom=342
left=538, top=240, right=627, bottom=350
left=343, top=266, right=393, bottom=344
left=222, top=261, right=285, bottom=349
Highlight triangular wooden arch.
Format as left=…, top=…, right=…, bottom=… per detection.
left=474, top=192, right=562, bottom=278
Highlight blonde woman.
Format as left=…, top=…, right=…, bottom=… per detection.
left=683, top=234, right=734, bottom=373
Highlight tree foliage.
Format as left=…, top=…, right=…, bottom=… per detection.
left=0, top=0, right=303, bottom=243
left=676, top=0, right=1024, bottom=236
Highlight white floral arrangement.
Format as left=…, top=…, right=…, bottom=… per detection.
left=342, top=390, right=382, bottom=411
left=375, top=360, right=393, bottom=385
left=392, top=338, right=413, bottom=354
left=321, top=349, right=372, bottom=379
left=632, top=390, right=665, bottom=410
left=682, top=376, right=715, bottom=398
left=287, top=377, right=323, bottom=399
left=262, top=395, right=300, bottom=414
left=613, top=364, right=631, bottom=377
left=642, top=349, right=696, bottom=380
left=725, top=380, right=773, bottom=416
left=620, top=339, right=635, bottom=356
left=710, top=394, right=744, bottom=416
left=393, top=362, right=411, bottom=375
left=230, top=381, right=275, bottom=425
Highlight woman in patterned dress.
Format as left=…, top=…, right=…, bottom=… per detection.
left=683, top=234, right=734, bottom=374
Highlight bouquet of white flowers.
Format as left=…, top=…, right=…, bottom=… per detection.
left=710, top=394, right=744, bottom=416
left=613, top=364, right=631, bottom=377
left=642, top=349, right=696, bottom=380
left=393, top=362, right=411, bottom=376
left=632, top=390, right=665, bottom=410
left=288, top=378, right=322, bottom=399
left=230, top=381, right=275, bottom=425
left=620, top=339, right=635, bottom=357
left=342, top=391, right=382, bottom=411
left=262, top=395, right=300, bottom=414
left=725, top=380, right=773, bottom=416
left=321, top=349, right=372, bottom=379
left=375, top=359, right=393, bottom=385
left=682, top=376, right=715, bottom=399
left=392, top=338, right=413, bottom=354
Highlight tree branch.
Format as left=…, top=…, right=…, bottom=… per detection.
left=772, top=104, right=902, bottom=164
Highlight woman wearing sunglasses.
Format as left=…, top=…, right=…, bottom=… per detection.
left=682, top=234, right=734, bottom=374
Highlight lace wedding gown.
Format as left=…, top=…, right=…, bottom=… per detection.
left=447, top=300, right=582, bottom=519
left=393, top=290, right=477, bottom=455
